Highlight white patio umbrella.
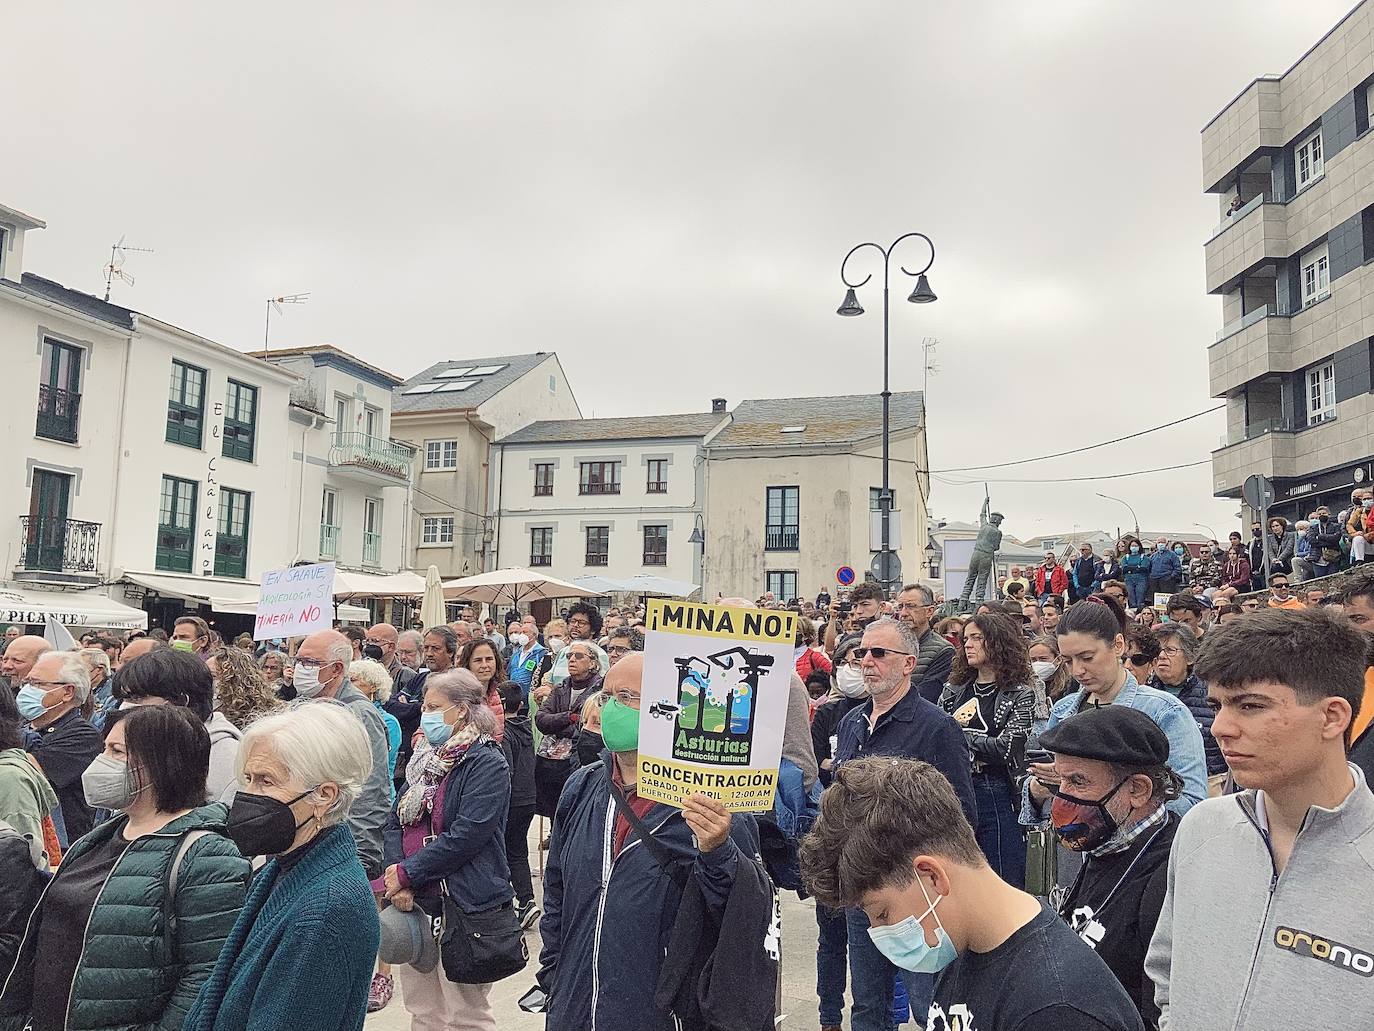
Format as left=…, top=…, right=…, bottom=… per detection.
left=441, top=567, right=604, bottom=607
left=619, top=574, right=700, bottom=598
left=419, top=565, right=447, bottom=629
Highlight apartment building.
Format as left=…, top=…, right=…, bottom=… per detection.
left=701, top=393, right=929, bottom=600
left=391, top=355, right=581, bottom=579
left=1205, top=3, right=1374, bottom=524
left=491, top=408, right=727, bottom=593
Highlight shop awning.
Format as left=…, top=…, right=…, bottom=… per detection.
left=124, top=572, right=374, bottom=624
left=123, top=572, right=261, bottom=614
left=0, top=587, right=148, bottom=630
left=333, top=570, right=428, bottom=598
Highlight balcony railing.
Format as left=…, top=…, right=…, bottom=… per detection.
left=328, top=432, right=415, bottom=481
left=18, top=516, right=100, bottom=573
left=585, top=552, right=609, bottom=566
left=35, top=385, right=81, bottom=443
left=534, top=483, right=553, bottom=497
left=579, top=481, right=621, bottom=495
left=320, top=524, right=341, bottom=559
left=363, top=531, right=381, bottom=566
left=646, top=481, right=668, bottom=494
left=1217, top=415, right=1318, bottom=448
left=530, top=553, right=552, bottom=567
left=1207, top=192, right=1265, bottom=242
left=643, top=550, right=668, bottom=566
left=1215, top=303, right=1273, bottom=344
left=764, top=527, right=800, bottom=551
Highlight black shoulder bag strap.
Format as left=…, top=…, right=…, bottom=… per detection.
left=606, top=773, right=689, bottom=890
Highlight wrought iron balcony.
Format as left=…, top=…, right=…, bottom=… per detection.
left=764, top=527, right=800, bottom=551
left=18, top=516, right=100, bottom=575
left=320, top=524, right=341, bottom=560
left=530, top=553, right=552, bottom=567
left=579, top=481, right=621, bottom=496
left=35, top=385, right=81, bottom=443
left=363, top=531, right=382, bottom=566
left=328, top=432, right=415, bottom=483
left=643, top=550, right=668, bottom=566
left=585, top=552, right=609, bottom=566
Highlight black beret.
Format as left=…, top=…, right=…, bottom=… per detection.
left=1038, top=704, right=1169, bottom=767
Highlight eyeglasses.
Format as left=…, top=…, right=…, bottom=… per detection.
left=1126, top=654, right=1151, bottom=666
left=1158, top=646, right=1186, bottom=658
left=19, top=678, right=66, bottom=690
left=853, top=647, right=911, bottom=660
left=610, top=689, right=640, bottom=706
left=567, top=618, right=592, bottom=629
left=606, top=645, right=631, bottom=656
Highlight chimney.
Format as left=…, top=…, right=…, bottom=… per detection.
left=0, top=203, right=46, bottom=284
left=711, top=398, right=727, bottom=413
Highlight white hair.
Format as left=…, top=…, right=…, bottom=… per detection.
left=398, top=629, right=423, bottom=650
left=325, top=637, right=354, bottom=665
left=44, top=652, right=92, bottom=705
left=236, top=702, right=373, bottom=827
left=78, top=647, right=112, bottom=679
left=348, top=658, right=392, bottom=703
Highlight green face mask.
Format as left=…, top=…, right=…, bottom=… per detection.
left=599, top=697, right=640, bottom=753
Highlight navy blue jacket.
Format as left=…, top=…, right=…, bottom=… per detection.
left=385, top=739, right=513, bottom=914
left=833, top=686, right=978, bottom=826
left=537, top=758, right=764, bottom=1031
left=1147, top=549, right=1181, bottom=581
left=1148, top=672, right=1226, bottom=777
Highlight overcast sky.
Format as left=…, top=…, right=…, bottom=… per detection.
left=8, top=1, right=1357, bottom=543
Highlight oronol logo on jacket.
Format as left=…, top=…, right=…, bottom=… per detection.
left=1273, top=925, right=1374, bottom=977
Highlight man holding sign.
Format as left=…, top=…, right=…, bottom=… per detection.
left=536, top=650, right=778, bottom=1031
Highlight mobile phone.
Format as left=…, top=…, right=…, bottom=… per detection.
left=518, top=985, right=549, bottom=1014
left=1026, top=749, right=1053, bottom=766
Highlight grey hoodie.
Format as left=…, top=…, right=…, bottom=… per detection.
left=1145, top=764, right=1374, bottom=1029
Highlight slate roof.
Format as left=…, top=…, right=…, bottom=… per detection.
left=392, top=354, right=552, bottom=414
left=10, top=274, right=136, bottom=330
left=500, top=412, right=727, bottom=444
left=249, top=344, right=404, bottom=386
left=707, top=392, right=923, bottom=448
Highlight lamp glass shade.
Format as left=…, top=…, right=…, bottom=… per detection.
left=907, top=274, right=937, bottom=304
left=836, top=288, right=864, bottom=317
left=687, top=527, right=704, bottom=545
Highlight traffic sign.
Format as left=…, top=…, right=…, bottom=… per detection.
left=1242, top=474, right=1275, bottom=512
left=870, top=551, right=902, bottom=584
left=836, top=566, right=856, bottom=586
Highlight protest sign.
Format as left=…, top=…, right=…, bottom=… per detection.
left=1154, top=593, right=1173, bottom=609
left=637, top=599, right=796, bottom=812
left=254, top=561, right=336, bottom=640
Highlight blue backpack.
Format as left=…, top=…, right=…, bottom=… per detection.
left=756, top=758, right=822, bottom=893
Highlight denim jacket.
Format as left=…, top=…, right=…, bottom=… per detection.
left=1019, top=672, right=1207, bottom=828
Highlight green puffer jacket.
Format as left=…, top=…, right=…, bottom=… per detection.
left=0, top=802, right=249, bottom=1031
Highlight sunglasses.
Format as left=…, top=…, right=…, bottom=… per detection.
left=853, top=647, right=911, bottom=660
left=1126, top=654, right=1151, bottom=666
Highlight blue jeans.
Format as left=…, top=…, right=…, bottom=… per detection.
left=972, top=772, right=1026, bottom=889
left=846, top=909, right=933, bottom=1031
left=816, top=903, right=848, bottom=1026
left=1125, top=575, right=1149, bottom=608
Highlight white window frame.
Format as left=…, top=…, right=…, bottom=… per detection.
left=424, top=439, right=459, bottom=471
left=1297, top=129, right=1324, bottom=188
left=421, top=515, right=455, bottom=545
left=1307, top=361, right=1336, bottom=424
left=1301, top=243, right=1330, bottom=306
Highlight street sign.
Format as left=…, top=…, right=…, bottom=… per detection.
left=1242, top=474, right=1275, bottom=512
left=836, top=566, right=856, bottom=586
left=870, top=551, right=902, bottom=585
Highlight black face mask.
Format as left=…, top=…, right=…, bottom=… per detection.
left=361, top=643, right=385, bottom=661
left=226, top=789, right=314, bottom=857
left=575, top=729, right=605, bottom=768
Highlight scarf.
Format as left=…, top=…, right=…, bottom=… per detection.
left=1090, top=800, right=1167, bottom=858
left=396, top=722, right=485, bottom=827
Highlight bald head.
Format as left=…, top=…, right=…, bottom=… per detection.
left=717, top=597, right=754, bottom=609
left=366, top=622, right=399, bottom=665
left=1, top=636, right=51, bottom=681
left=604, top=651, right=644, bottom=698
left=298, top=629, right=351, bottom=697
left=117, top=637, right=164, bottom=670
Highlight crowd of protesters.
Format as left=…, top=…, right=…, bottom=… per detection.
left=0, top=549, right=1372, bottom=1031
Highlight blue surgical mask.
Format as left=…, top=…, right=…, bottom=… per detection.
left=16, top=684, right=57, bottom=722
left=1156, top=542, right=1167, bottom=552
left=1129, top=545, right=1140, bottom=554
left=866, top=879, right=957, bottom=973
left=420, top=706, right=455, bottom=746
left=1174, top=546, right=1185, bottom=556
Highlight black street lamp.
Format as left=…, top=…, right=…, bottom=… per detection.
left=836, top=232, right=937, bottom=596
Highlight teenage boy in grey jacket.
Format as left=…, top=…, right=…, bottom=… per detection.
left=1145, top=607, right=1374, bottom=1030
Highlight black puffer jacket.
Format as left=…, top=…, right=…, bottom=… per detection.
left=1147, top=672, right=1226, bottom=777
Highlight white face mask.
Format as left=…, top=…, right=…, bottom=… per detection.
left=510, top=633, right=528, bottom=648
left=1032, top=660, right=1058, bottom=682
left=836, top=666, right=868, bottom=699
left=292, top=663, right=325, bottom=699
left=548, top=637, right=566, bottom=653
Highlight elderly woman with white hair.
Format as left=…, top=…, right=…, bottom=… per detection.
left=378, top=669, right=514, bottom=1030
left=183, top=702, right=380, bottom=1031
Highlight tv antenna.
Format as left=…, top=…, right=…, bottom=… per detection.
left=102, top=236, right=155, bottom=301
left=922, top=337, right=940, bottom=399
left=264, top=292, right=310, bottom=348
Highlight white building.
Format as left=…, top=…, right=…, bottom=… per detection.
left=701, top=393, right=929, bottom=602
left=491, top=407, right=729, bottom=609
left=253, top=345, right=414, bottom=573
left=0, top=202, right=326, bottom=634
left=391, top=355, right=581, bottom=580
